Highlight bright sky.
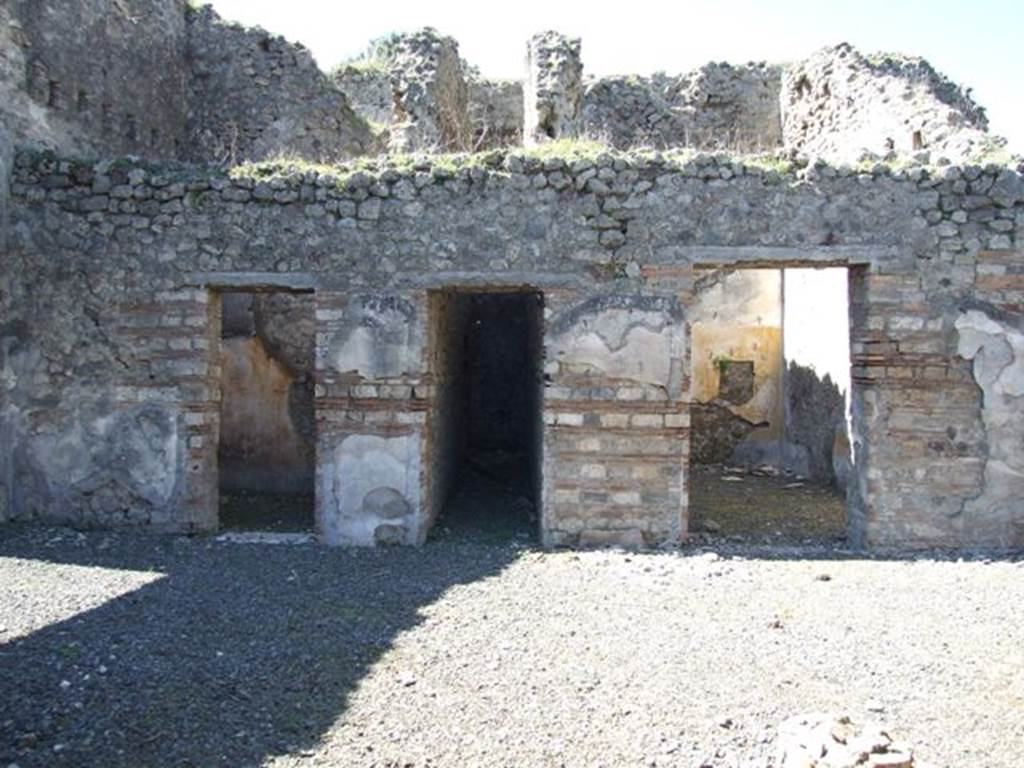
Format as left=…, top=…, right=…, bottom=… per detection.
left=208, top=0, right=1023, bottom=151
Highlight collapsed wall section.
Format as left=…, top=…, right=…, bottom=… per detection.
left=186, top=5, right=376, bottom=164
left=583, top=63, right=783, bottom=151
left=468, top=78, right=524, bottom=149
left=387, top=29, right=473, bottom=153
left=0, top=0, right=189, bottom=158
left=524, top=32, right=584, bottom=145
left=333, top=58, right=522, bottom=152
left=783, top=43, right=996, bottom=163
left=331, top=66, right=394, bottom=128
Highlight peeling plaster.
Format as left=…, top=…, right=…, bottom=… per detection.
left=955, top=309, right=1024, bottom=546
left=322, top=433, right=421, bottom=546
left=548, top=297, right=685, bottom=393
left=11, top=403, right=182, bottom=522
left=327, top=295, right=422, bottom=379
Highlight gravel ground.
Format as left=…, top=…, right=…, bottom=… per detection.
left=0, top=525, right=1021, bottom=767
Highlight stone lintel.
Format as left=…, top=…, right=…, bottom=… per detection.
left=185, top=272, right=316, bottom=293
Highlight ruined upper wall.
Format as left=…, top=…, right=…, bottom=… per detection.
left=332, top=66, right=394, bottom=127
left=331, top=33, right=1003, bottom=163
left=1, top=3, right=1007, bottom=166
left=524, top=31, right=584, bottom=145
left=0, top=0, right=189, bottom=158
left=186, top=6, right=376, bottom=164
left=783, top=43, right=997, bottom=163
left=386, top=29, right=473, bottom=153
left=332, top=58, right=523, bottom=151
left=468, top=77, right=524, bottom=149
left=582, top=63, right=783, bottom=152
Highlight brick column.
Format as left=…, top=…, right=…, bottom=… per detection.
left=314, top=291, right=429, bottom=545
left=541, top=290, right=687, bottom=548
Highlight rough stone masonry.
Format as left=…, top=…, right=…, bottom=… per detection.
left=0, top=1, right=1022, bottom=550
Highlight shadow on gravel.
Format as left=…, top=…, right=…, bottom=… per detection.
left=0, top=526, right=522, bottom=767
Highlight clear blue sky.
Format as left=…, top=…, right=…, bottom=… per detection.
left=208, top=0, right=1023, bottom=150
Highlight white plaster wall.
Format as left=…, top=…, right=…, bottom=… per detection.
left=321, top=433, right=421, bottom=546
left=784, top=268, right=851, bottom=401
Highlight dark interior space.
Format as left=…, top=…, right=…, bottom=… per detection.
left=428, top=289, right=544, bottom=541
left=218, top=291, right=315, bottom=532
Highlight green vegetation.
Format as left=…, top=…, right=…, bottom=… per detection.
left=518, top=137, right=610, bottom=161
left=968, top=136, right=1021, bottom=168
left=742, top=153, right=796, bottom=175
left=228, top=138, right=624, bottom=189
left=714, top=357, right=733, bottom=375
left=25, top=126, right=1014, bottom=197
left=331, top=31, right=405, bottom=77
left=331, top=59, right=389, bottom=78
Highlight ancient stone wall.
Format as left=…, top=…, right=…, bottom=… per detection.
left=783, top=43, right=996, bottom=162
left=331, top=66, right=394, bottom=128
left=185, top=5, right=376, bottom=164
left=0, top=0, right=189, bottom=158
left=583, top=64, right=782, bottom=151
left=387, top=29, right=472, bottom=153
left=524, top=32, right=583, bottom=145
left=468, top=78, right=524, bottom=149
left=2, top=147, right=1022, bottom=548
left=2, top=4, right=1011, bottom=170
left=784, top=361, right=847, bottom=484
left=332, top=60, right=521, bottom=152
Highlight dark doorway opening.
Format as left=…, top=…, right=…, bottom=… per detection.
left=217, top=291, right=315, bottom=532
left=427, top=289, right=544, bottom=542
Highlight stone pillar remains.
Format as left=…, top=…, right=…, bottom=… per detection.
left=388, top=28, right=472, bottom=153
left=524, top=31, right=584, bottom=146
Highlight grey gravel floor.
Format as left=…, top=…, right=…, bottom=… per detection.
left=0, top=525, right=1021, bottom=768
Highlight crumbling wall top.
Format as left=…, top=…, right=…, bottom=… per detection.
left=582, top=62, right=782, bottom=152
left=186, top=5, right=377, bottom=164
left=524, top=31, right=584, bottom=146
left=782, top=42, right=999, bottom=164
left=387, top=28, right=473, bottom=153
left=0, top=0, right=189, bottom=158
